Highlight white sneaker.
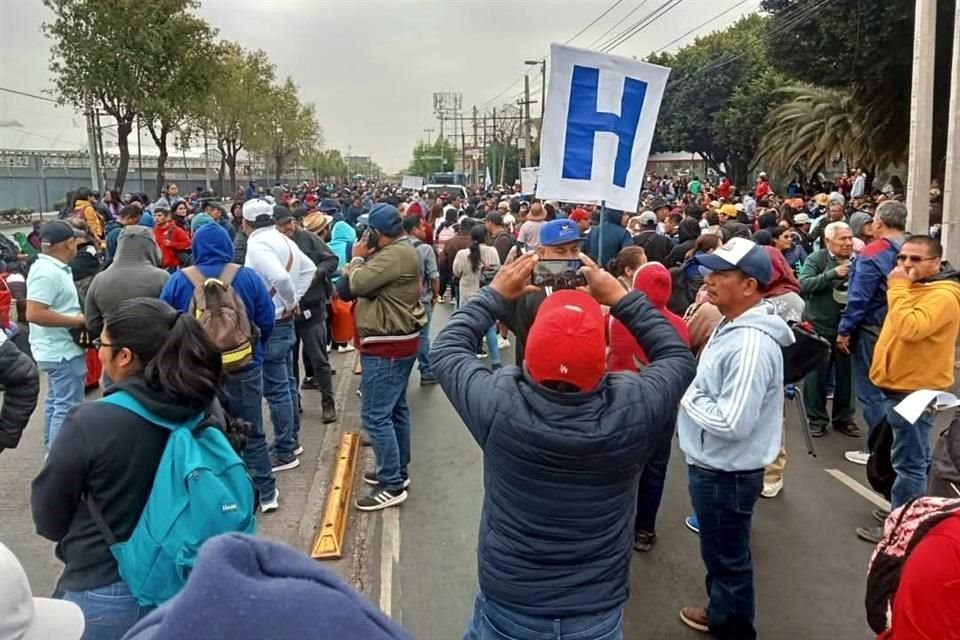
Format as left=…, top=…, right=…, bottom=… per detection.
left=477, top=352, right=488, bottom=359
left=326, top=344, right=332, bottom=353
left=497, top=336, right=511, bottom=349
left=845, top=450, right=870, bottom=465
left=761, top=479, right=783, bottom=498
left=338, top=344, right=355, bottom=353
left=293, top=445, right=304, bottom=456
left=261, top=489, right=279, bottom=513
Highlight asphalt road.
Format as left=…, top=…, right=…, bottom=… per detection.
left=378, top=303, right=930, bottom=640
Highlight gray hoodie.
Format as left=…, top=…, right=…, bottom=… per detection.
left=677, top=302, right=795, bottom=472
left=85, top=225, right=169, bottom=336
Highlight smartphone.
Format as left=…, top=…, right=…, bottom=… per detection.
left=533, top=259, right=587, bottom=289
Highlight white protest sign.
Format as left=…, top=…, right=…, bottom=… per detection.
left=536, top=44, right=670, bottom=212
left=401, top=175, right=424, bottom=190
left=520, top=166, right=539, bottom=195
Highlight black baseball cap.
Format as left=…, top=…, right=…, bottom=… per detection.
left=40, top=221, right=85, bottom=246
left=273, top=204, right=294, bottom=224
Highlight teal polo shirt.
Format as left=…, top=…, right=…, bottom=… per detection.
left=27, top=253, right=84, bottom=363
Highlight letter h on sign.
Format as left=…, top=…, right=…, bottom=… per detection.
left=561, top=66, right=647, bottom=188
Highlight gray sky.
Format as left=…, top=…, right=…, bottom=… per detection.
left=0, top=0, right=757, bottom=173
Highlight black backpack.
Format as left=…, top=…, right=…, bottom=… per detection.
left=867, top=418, right=896, bottom=500
left=781, top=321, right=831, bottom=385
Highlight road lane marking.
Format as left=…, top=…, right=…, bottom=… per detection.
left=825, top=468, right=891, bottom=510
left=380, top=507, right=401, bottom=617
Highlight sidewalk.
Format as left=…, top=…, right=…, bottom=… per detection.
left=0, top=348, right=372, bottom=595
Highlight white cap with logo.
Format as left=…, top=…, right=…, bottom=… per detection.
left=0, top=542, right=85, bottom=640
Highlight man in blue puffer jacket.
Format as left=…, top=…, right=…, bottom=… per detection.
left=431, top=252, right=696, bottom=640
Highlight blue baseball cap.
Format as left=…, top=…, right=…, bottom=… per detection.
left=692, top=237, right=773, bottom=285
left=539, top=219, right=582, bottom=247
left=367, top=203, right=403, bottom=235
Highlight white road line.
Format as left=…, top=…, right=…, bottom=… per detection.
left=825, top=468, right=891, bottom=510
left=380, top=508, right=401, bottom=618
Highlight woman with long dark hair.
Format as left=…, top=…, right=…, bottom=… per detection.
left=452, top=225, right=502, bottom=368
left=31, top=298, right=230, bottom=640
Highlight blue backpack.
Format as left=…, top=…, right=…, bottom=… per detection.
left=86, top=391, right=256, bottom=606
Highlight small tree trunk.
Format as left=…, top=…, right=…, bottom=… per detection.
left=155, top=143, right=168, bottom=200
left=274, top=152, right=283, bottom=182
left=114, top=118, right=133, bottom=192
left=217, top=155, right=225, bottom=196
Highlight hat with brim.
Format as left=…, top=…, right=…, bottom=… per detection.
left=539, top=219, right=582, bottom=246
left=39, top=221, right=85, bottom=246
left=526, top=205, right=546, bottom=221
left=814, top=193, right=830, bottom=207
left=691, top=237, right=773, bottom=285
left=303, top=211, right=333, bottom=234
left=793, top=213, right=811, bottom=225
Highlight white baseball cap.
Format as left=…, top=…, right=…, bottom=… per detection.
left=0, top=543, right=85, bottom=640
left=241, top=199, right=274, bottom=224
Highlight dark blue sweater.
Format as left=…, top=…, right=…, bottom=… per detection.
left=430, top=288, right=696, bottom=616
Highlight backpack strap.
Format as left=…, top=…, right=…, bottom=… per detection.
left=182, top=266, right=204, bottom=288
left=218, top=263, right=240, bottom=286
left=99, top=391, right=205, bottom=432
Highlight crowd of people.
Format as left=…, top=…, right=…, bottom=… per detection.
left=0, top=169, right=958, bottom=640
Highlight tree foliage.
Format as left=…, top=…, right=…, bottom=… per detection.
left=649, top=14, right=788, bottom=187
left=248, top=78, right=322, bottom=182
left=303, top=148, right=348, bottom=181
left=407, top=138, right=457, bottom=179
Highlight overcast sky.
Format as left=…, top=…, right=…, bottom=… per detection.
left=0, top=0, right=757, bottom=173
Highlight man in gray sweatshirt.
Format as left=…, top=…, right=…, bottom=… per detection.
left=84, top=226, right=169, bottom=337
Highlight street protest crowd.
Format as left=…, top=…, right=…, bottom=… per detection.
left=1, top=170, right=959, bottom=640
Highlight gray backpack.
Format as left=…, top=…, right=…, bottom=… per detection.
left=183, top=265, right=254, bottom=372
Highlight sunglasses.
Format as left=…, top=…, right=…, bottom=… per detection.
left=895, top=254, right=938, bottom=263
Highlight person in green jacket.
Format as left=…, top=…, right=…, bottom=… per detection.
left=798, top=221, right=857, bottom=438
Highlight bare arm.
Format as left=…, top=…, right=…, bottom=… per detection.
left=26, top=301, right=85, bottom=328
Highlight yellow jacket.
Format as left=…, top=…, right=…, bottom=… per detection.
left=870, top=275, right=960, bottom=392
left=72, top=199, right=104, bottom=240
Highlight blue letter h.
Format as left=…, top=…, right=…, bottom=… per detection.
left=562, top=65, right=648, bottom=188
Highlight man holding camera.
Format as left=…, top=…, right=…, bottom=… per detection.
left=338, top=203, right=426, bottom=512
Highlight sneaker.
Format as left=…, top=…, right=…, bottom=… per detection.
left=355, top=488, right=407, bottom=511
left=301, top=377, right=320, bottom=390
left=845, top=450, right=870, bottom=465
left=362, top=471, right=411, bottom=489
left=834, top=422, right=863, bottom=438
left=260, top=489, right=279, bottom=513
left=872, top=508, right=891, bottom=524
left=826, top=391, right=835, bottom=400
left=761, top=478, right=784, bottom=498
left=360, top=434, right=372, bottom=447
left=321, top=404, right=338, bottom=424
left=497, top=336, right=511, bottom=349
left=684, top=515, right=700, bottom=535
left=633, top=530, right=656, bottom=552
left=271, top=453, right=300, bottom=472
left=326, top=344, right=332, bottom=353
left=419, top=375, right=439, bottom=386
left=679, top=606, right=710, bottom=633
left=477, top=351, right=488, bottom=359
left=338, top=344, right=355, bottom=353
left=810, top=425, right=826, bottom=438
left=293, top=444, right=304, bottom=456
left=856, top=525, right=883, bottom=544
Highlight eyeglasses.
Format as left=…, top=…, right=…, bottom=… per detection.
left=895, top=254, right=939, bottom=264
left=92, top=338, right=119, bottom=350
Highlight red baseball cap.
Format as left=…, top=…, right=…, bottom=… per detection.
left=525, top=290, right=606, bottom=392
left=569, top=208, right=590, bottom=223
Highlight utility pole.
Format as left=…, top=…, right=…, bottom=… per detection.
left=84, top=100, right=101, bottom=192
left=905, top=0, right=937, bottom=235
left=941, top=0, right=960, bottom=265
left=94, top=110, right=107, bottom=190
left=522, top=74, right=532, bottom=167
left=473, top=106, right=479, bottom=186
left=203, top=130, right=211, bottom=191
left=492, top=108, right=498, bottom=185
left=136, top=116, right=144, bottom=194
left=423, top=128, right=434, bottom=145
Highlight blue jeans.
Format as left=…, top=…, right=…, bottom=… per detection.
left=263, top=321, right=297, bottom=457
left=463, top=591, right=623, bottom=640
left=688, top=465, right=763, bottom=640
left=417, top=303, right=435, bottom=379
left=360, top=353, right=416, bottom=491
left=62, top=581, right=152, bottom=640
left=852, top=328, right=887, bottom=436
left=224, top=365, right=276, bottom=502
left=635, top=428, right=672, bottom=533
left=37, top=354, right=87, bottom=449
left=484, top=325, right=501, bottom=367
left=884, top=392, right=934, bottom=509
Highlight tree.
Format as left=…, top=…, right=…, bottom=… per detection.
left=304, top=148, right=348, bottom=182
left=761, top=0, right=956, bottom=177
left=137, top=14, right=218, bottom=197
left=43, top=0, right=210, bottom=192
left=200, top=43, right=276, bottom=194
left=485, top=103, right=523, bottom=185
left=249, top=78, right=322, bottom=182
left=407, top=138, right=456, bottom=179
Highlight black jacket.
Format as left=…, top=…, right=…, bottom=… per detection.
left=31, top=377, right=226, bottom=593
left=930, top=410, right=960, bottom=498
left=430, top=288, right=696, bottom=616
left=0, top=339, right=39, bottom=451
left=290, top=229, right=338, bottom=314
left=501, top=289, right=548, bottom=368
left=634, top=229, right=674, bottom=265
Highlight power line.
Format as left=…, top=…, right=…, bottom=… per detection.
left=651, top=0, right=756, bottom=55
left=0, top=86, right=57, bottom=103
left=564, top=0, right=628, bottom=46
left=586, top=0, right=654, bottom=49
left=600, top=0, right=685, bottom=53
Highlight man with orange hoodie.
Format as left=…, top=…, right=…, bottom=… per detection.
left=608, top=262, right=691, bottom=552
left=856, top=235, right=960, bottom=543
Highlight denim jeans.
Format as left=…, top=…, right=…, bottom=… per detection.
left=463, top=591, right=623, bottom=640
left=263, top=320, right=297, bottom=457
left=417, top=303, right=435, bottom=379
left=852, top=328, right=887, bottom=436
left=37, top=354, right=87, bottom=449
left=62, top=581, right=152, bottom=640
left=484, top=325, right=501, bottom=367
left=688, top=464, right=763, bottom=640
left=223, top=365, right=276, bottom=502
left=884, top=392, right=934, bottom=509
left=635, top=429, right=672, bottom=534
left=297, top=313, right=334, bottom=401
left=360, top=353, right=416, bottom=491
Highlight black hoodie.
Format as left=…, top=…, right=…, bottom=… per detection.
left=31, top=377, right=225, bottom=593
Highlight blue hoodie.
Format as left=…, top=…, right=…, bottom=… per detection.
left=677, top=302, right=795, bottom=472
left=159, top=224, right=275, bottom=368
left=583, top=208, right=632, bottom=268
left=328, top=221, right=356, bottom=282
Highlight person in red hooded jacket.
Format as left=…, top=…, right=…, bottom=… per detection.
left=608, top=261, right=691, bottom=552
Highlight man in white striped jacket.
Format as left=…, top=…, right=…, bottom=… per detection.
left=674, top=238, right=795, bottom=640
